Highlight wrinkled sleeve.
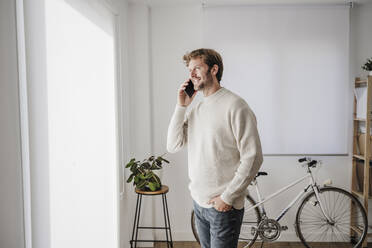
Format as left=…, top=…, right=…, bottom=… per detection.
left=220, top=101, right=263, bottom=205
left=167, top=104, right=188, bottom=153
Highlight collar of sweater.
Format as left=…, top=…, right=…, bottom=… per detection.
left=202, top=87, right=227, bottom=105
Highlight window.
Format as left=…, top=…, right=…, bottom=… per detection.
left=45, top=0, right=119, bottom=247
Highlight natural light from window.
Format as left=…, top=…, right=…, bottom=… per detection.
left=45, top=0, right=118, bottom=247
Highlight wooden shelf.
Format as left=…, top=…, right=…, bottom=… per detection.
left=355, top=80, right=367, bottom=87
left=351, top=225, right=372, bottom=238
left=354, top=118, right=366, bottom=121
left=350, top=225, right=363, bottom=234
left=352, top=76, right=372, bottom=248
left=353, top=154, right=369, bottom=160
left=351, top=190, right=372, bottom=199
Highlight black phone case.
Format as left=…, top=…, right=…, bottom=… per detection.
left=184, top=80, right=195, bottom=97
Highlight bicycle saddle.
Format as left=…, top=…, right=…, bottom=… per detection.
left=255, top=171, right=268, bottom=178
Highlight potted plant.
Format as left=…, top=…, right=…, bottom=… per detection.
left=125, top=154, right=169, bottom=191
left=362, top=57, right=372, bottom=76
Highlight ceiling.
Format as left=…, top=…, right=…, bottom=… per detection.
left=128, top=0, right=372, bottom=6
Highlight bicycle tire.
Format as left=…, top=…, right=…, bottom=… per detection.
left=191, top=210, right=200, bottom=244
left=190, top=195, right=261, bottom=247
left=295, top=187, right=367, bottom=248
left=240, top=194, right=261, bottom=248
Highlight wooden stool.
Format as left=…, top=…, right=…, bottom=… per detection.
left=130, top=185, right=173, bottom=248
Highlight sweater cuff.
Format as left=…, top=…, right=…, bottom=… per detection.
left=220, top=191, right=234, bottom=206
left=174, top=104, right=187, bottom=117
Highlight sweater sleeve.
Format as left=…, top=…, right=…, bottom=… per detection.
left=220, top=100, right=263, bottom=205
left=166, top=104, right=188, bottom=153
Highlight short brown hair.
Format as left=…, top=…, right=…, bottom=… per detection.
left=183, top=48, right=223, bottom=82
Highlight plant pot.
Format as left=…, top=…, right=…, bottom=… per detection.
left=358, top=133, right=372, bottom=156
left=356, top=160, right=372, bottom=196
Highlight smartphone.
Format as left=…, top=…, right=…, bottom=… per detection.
left=184, top=80, right=195, bottom=98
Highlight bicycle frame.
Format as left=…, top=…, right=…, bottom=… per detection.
left=246, top=167, right=332, bottom=223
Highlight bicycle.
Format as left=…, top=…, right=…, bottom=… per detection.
left=191, top=157, right=368, bottom=248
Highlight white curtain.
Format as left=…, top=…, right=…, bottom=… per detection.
left=45, top=0, right=119, bottom=247
left=203, top=5, right=350, bottom=154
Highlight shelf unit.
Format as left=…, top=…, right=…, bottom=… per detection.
left=352, top=76, right=372, bottom=247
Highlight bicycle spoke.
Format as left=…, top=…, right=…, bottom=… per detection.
left=295, top=187, right=367, bottom=248
left=238, top=195, right=261, bottom=247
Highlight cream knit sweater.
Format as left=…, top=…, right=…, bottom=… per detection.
left=167, top=87, right=263, bottom=209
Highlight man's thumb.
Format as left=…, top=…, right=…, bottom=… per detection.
left=207, top=197, right=216, bottom=204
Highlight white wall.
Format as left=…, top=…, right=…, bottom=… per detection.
left=116, top=1, right=136, bottom=248
left=123, top=3, right=159, bottom=247
left=0, top=0, right=25, bottom=247
left=23, top=0, right=52, bottom=247
left=127, top=2, right=372, bottom=242
left=150, top=3, right=203, bottom=240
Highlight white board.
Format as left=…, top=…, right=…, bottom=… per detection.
left=203, top=5, right=350, bottom=154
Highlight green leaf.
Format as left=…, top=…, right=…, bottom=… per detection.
left=157, top=156, right=169, bottom=163
left=148, top=182, right=156, bottom=191
left=141, top=162, right=151, bottom=169
left=161, top=157, right=170, bottom=163
left=134, top=175, right=140, bottom=183
left=130, top=163, right=139, bottom=172
left=150, top=161, right=156, bottom=169
left=150, top=164, right=161, bottom=170
left=125, top=158, right=136, bottom=168
left=126, top=174, right=135, bottom=183
left=154, top=181, right=160, bottom=189
left=148, top=155, right=155, bottom=161
left=145, top=172, right=153, bottom=179
left=152, top=173, right=161, bottom=184
left=137, top=180, right=146, bottom=189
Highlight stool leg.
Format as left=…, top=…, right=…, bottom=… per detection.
left=134, top=194, right=143, bottom=248
left=161, top=194, right=170, bottom=248
left=130, top=194, right=140, bottom=248
left=164, top=194, right=173, bottom=248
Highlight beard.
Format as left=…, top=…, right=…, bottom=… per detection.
left=196, top=70, right=213, bottom=90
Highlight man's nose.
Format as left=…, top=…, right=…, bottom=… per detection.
left=190, top=70, right=197, bottom=78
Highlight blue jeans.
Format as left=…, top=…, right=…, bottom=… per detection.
left=193, top=201, right=244, bottom=248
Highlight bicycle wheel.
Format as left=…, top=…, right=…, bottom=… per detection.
left=239, top=194, right=261, bottom=248
left=191, top=195, right=261, bottom=247
left=191, top=210, right=200, bottom=244
left=295, top=187, right=367, bottom=248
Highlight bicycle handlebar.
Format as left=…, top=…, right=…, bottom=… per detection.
left=298, top=157, right=319, bottom=168
left=298, top=157, right=307, bottom=162
left=308, top=160, right=317, bottom=167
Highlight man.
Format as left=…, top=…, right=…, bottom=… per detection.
left=167, top=48, right=263, bottom=248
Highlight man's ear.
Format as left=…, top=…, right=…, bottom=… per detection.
left=211, top=64, right=219, bottom=76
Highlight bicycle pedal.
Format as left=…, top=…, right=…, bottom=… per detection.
left=281, top=226, right=288, bottom=231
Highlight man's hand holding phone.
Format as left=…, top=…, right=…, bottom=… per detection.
left=178, top=79, right=197, bottom=107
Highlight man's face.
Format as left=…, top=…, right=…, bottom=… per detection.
left=188, top=57, right=213, bottom=91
